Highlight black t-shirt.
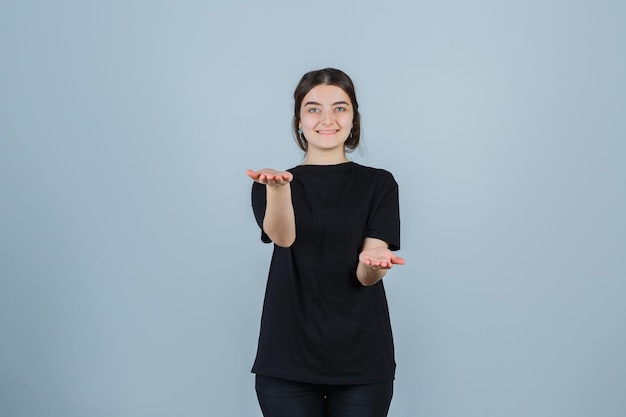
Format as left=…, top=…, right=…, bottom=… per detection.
left=251, top=162, right=401, bottom=385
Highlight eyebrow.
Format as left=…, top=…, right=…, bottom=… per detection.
left=303, top=101, right=350, bottom=107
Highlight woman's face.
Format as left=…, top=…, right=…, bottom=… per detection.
left=298, top=84, right=354, bottom=153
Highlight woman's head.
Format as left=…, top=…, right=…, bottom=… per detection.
left=292, top=68, right=361, bottom=153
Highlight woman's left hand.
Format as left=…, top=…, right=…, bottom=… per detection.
left=359, top=247, right=405, bottom=270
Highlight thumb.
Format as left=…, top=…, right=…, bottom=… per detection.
left=391, top=254, right=405, bottom=265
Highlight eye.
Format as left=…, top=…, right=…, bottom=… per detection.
left=335, top=106, right=346, bottom=112
left=307, top=108, right=320, bottom=113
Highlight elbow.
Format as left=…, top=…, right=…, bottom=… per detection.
left=274, top=238, right=295, bottom=248
left=268, top=232, right=296, bottom=248
left=263, top=218, right=296, bottom=248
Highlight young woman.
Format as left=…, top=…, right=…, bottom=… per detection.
left=246, top=68, right=405, bottom=417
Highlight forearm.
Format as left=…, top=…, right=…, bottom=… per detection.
left=263, top=184, right=296, bottom=247
left=356, top=262, right=388, bottom=286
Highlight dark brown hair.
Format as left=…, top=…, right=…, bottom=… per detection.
left=292, top=68, right=361, bottom=153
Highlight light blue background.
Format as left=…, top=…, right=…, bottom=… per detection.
left=1, top=1, right=624, bottom=416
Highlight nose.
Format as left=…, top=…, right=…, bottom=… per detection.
left=321, top=108, right=334, bottom=125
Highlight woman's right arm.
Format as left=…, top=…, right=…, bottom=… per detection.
left=247, top=169, right=296, bottom=247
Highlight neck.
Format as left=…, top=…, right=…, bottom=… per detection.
left=302, top=149, right=349, bottom=166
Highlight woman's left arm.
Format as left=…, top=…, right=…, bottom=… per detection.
left=356, top=237, right=405, bottom=286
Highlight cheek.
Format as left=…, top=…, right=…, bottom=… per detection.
left=339, top=114, right=354, bottom=127
left=300, top=115, right=317, bottom=128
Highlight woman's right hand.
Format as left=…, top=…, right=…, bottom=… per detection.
left=246, top=168, right=296, bottom=247
left=246, top=169, right=293, bottom=187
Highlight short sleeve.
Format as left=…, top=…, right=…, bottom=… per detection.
left=251, top=182, right=272, bottom=244
left=366, top=171, right=401, bottom=251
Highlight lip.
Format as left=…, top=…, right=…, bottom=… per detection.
left=316, top=129, right=339, bottom=135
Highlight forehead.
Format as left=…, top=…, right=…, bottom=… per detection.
left=302, top=84, right=351, bottom=105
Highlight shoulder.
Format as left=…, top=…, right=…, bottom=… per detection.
left=352, top=163, right=397, bottom=185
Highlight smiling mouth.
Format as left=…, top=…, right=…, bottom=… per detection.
left=317, top=130, right=339, bottom=135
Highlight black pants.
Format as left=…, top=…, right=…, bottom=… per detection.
left=255, top=374, right=393, bottom=417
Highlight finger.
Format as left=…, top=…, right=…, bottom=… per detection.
left=263, top=177, right=279, bottom=185
left=246, top=170, right=260, bottom=180
left=391, top=255, right=405, bottom=265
